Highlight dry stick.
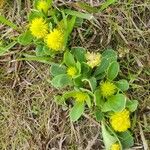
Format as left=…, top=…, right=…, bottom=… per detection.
left=85, top=132, right=99, bottom=150
left=138, top=122, right=149, bottom=150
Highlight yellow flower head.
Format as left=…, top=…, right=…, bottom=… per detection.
left=86, top=52, right=101, bottom=68
left=111, top=143, right=121, bottom=150
left=67, top=67, right=77, bottom=77
left=37, top=0, right=49, bottom=13
left=74, top=92, right=87, bottom=102
left=110, top=109, right=131, bottom=132
left=46, top=29, right=64, bottom=51
left=100, top=81, right=116, bottom=97
left=30, top=18, right=48, bottom=39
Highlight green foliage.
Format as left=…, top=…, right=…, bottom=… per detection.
left=126, top=100, right=138, bottom=112
left=118, top=131, right=134, bottom=149
left=95, top=108, right=104, bottom=121
left=18, top=30, right=33, bottom=45
left=17, top=53, right=52, bottom=64
left=94, top=89, right=104, bottom=107
left=50, top=63, right=66, bottom=76
left=70, top=101, right=84, bottom=122
left=64, top=9, right=93, bottom=20
left=102, top=94, right=126, bottom=112
left=94, top=49, right=117, bottom=77
left=107, top=61, right=120, bottom=80
left=0, top=15, right=19, bottom=30
left=100, top=0, right=117, bottom=11
left=115, top=79, right=129, bottom=91
left=101, top=122, right=118, bottom=150
left=0, top=41, right=17, bottom=56
left=82, top=77, right=97, bottom=92
left=76, top=0, right=117, bottom=13
left=51, top=74, right=72, bottom=88
left=71, top=47, right=86, bottom=62
left=64, top=51, right=76, bottom=67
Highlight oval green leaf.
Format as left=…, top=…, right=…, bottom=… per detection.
left=102, top=94, right=126, bottom=112
left=50, top=63, right=66, bottom=76
left=70, top=101, right=84, bottom=122
left=116, top=79, right=129, bottom=91
left=107, top=61, right=120, bottom=80
left=51, top=74, right=72, bottom=88
left=64, top=51, right=76, bottom=67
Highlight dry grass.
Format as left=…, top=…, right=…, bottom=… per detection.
left=0, top=0, right=150, bottom=149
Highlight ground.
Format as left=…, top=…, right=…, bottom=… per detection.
left=0, top=0, right=150, bottom=150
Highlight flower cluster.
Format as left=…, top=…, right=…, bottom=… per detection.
left=110, top=109, right=131, bottom=132
left=18, top=1, right=138, bottom=149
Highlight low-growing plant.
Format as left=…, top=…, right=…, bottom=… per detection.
left=13, top=0, right=139, bottom=149
left=51, top=48, right=138, bottom=150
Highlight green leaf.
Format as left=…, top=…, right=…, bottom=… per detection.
left=115, top=79, right=129, bottom=91
left=76, top=2, right=98, bottom=13
left=74, top=18, right=84, bottom=27
left=94, top=49, right=118, bottom=76
left=102, top=94, right=126, bottom=112
left=46, top=0, right=53, bottom=6
left=17, top=53, right=52, bottom=64
left=81, top=63, right=91, bottom=78
left=64, top=51, right=76, bottom=67
left=107, top=61, right=120, bottom=80
left=101, top=122, right=117, bottom=150
left=94, top=57, right=110, bottom=76
left=75, top=61, right=81, bottom=75
left=28, top=11, right=44, bottom=22
left=0, top=41, right=17, bottom=56
left=118, top=131, right=134, bottom=149
left=82, top=77, right=97, bottom=92
left=94, top=89, right=104, bottom=107
left=73, top=75, right=83, bottom=87
left=50, top=63, right=67, bottom=76
left=64, top=9, right=94, bottom=20
left=54, top=95, right=66, bottom=105
left=95, top=108, right=104, bottom=121
left=62, top=14, right=76, bottom=49
left=102, top=49, right=117, bottom=60
left=71, top=47, right=86, bottom=62
left=100, top=0, right=117, bottom=11
left=18, top=30, right=33, bottom=45
left=62, top=90, right=77, bottom=100
left=70, top=101, right=84, bottom=122
left=126, top=100, right=138, bottom=112
left=0, top=15, right=18, bottom=30
left=35, top=45, right=45, bottom=56
left=51, top=74, right=72, bottom=88
left=85, top=95, right=92, bottom=108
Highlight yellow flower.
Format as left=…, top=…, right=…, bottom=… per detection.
left=110, top=109, right=131, bottom=132
left=86, top=52, right=101, bottom=68
left=74, top=92, right=87, bottom=102
left=111, top=143, right=121, bottom=150
left=46, top=29, right=64, bottom=51
left=30, top=18, right=48, bottom=39
left=100, top=81, right=116, bottom=97
left=37, top=0, right=49, bottom=13
left=67, top=67, right=77, bottom=77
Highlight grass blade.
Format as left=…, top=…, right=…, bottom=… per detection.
left=0, top=41, right=17, bottom=56
left=100, top=0, right=117, bottom=11
left=64, top=9, right=93, bottom=20
left=16, top=54, right=52, bottom=64
left=0, top=15, right=18, bottom=30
